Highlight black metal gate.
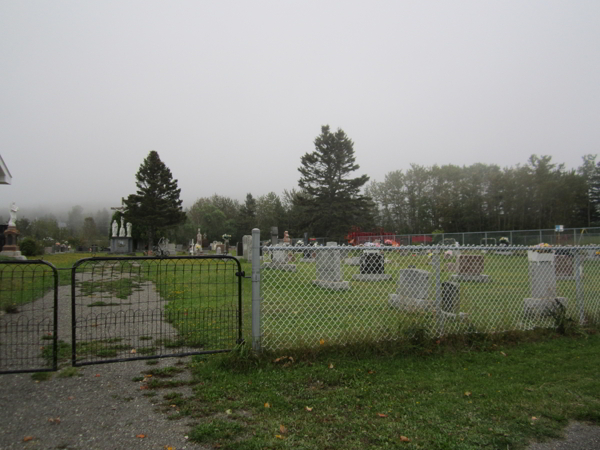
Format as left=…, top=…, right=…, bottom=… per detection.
left=71, top=256, right=244, bottom=366
left=0, top=260, right=59, bottom=374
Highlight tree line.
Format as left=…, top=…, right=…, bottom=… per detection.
left=11, top=128, right=600, bottom=250
left=366, top=154, right=596, bottom=235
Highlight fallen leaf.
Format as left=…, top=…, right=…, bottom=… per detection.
left=48, top=417, right=61, bottom=424
left=368, top=370, right=375, bottom=374
left=140, top=385, right=149, bottom=390
left=275, top=435, right=284, bottom=439
left=264, top=402, right=271, bottom=408
left=67, top=396, right=75, bottom=400
left=95, top=374, right=101, bottom=377
left=280, top=424, right=287, bottom=434
left=23, top=436, right=34, bottom=442
left=130, top=349, right=137, bottom=354
left=305, top=406, right=313, bottom=411
left=164, top=446, right=175, bottom=450
left=500, top=351, right=507, bottom=357
left=329, top=363, right=334, bottom=369
left=136, top=434, right=146, bottom=438
left=400, top=436, right=411, bottom=442
left=532, top=416, right=538, bottom=420
left=377, top=413, right=388, bottom=418
left=464, top=391, right=472, bottom=397
left=225, top=409, right=232, bottom=415
left=319, top=339, right=325, bottom=345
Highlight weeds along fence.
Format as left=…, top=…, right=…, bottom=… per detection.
left=252, top=233, right=600, bottom=351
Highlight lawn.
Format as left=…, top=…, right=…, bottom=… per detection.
left=141, top=330, right=600, bottom=450
left=3, top=249, right=600, bottom=359
left=260, top=249, right=600, bottom=350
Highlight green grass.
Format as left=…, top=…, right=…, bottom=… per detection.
left=260, top=250, right=600, bottom=349
left=160, top=332, right=600, bottom=450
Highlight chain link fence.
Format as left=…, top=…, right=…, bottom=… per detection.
left=257, top=242, right=600, bottom=351
left=349, top=227, right=600, bottom=247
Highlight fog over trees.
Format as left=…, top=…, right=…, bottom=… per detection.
left=9, top=152, right=600, bottom=247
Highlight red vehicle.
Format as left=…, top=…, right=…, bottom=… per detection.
left=346, top=227, right=398, bottom=246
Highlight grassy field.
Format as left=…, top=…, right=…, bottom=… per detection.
left=260, top=250, right=600, bottom=350
left=139, top=330, right=600, bottom=450
left=3, top=250, right=600, bottom=356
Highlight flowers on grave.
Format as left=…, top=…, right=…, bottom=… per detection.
left=195, top=243, right=201, bottom=250
left=530, top=243, right=552, bottom=253
left=222, top=234, right=231, bottom=241
left=499, top=237, right=509, bottom=246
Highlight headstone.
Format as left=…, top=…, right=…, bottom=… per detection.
left=440, top=281, right=460, bottom=313
left=237, top=241, right=243, bottom=257
left=529, top=260, right=557, bottom=298
left=216, top=245, right=222, bottom=255
left=283, top=231, right=291, bottom=245
left=313, top=242, right=350, bottom=290
left=263, top=245, right=297, bottom=272
left=555, top=255, right=575, bottom=280
left=388, top=268, right=432, bottom=311
left=352, top=249, right=391, bottom=281
left=271, top=227, right=278, bottom=246
left=242, top=235, right=252, bottom=260
left=450, top=255, right=490, bottom=282
left=524, top=254, right=568, bottom=321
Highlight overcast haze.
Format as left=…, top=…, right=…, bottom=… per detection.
left=1, top=1, right=599, bottom=216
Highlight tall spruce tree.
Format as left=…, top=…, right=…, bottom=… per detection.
left=124, top=151, right=186, bottom=250
left=296, top=125, right=372, bottom=241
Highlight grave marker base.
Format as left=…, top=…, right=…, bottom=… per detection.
left=450, top=274, right=490, bottom=283
left=352, top=274, right=392, bottom=281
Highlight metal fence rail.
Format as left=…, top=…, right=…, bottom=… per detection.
left=71, top=256, right=243, bottom=366
left=0, top=260, right=58, bottom=374
left=258, top=244, right=600, bottom=351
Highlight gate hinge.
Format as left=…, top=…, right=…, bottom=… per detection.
left=236, top=271, right=245, bottom=277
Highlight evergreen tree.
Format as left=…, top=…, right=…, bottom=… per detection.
left=124, top=151, right=187, bottom=250
left=236, top=193, right=257, bottom=238
left=296, top=125, right=372, bottom=241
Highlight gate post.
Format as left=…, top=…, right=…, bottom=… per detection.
left=251, top=228, right=261, bottom=351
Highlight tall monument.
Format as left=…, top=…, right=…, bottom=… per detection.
left=1, top=202, right=26, bottom=259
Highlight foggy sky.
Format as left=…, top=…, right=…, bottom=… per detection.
left=1, top=1, right=599, bottom=216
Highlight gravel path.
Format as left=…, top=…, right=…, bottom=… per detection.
left=2, top=272, right=599, bottom=449
left=0, top=357, right=207, bottom=450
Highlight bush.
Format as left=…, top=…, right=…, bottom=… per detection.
left=19, top=237, right=43, bottom=256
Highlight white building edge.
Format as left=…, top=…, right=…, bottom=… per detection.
left=0, top=155, right=12, bottom=185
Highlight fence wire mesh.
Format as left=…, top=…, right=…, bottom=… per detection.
left=71, top=256, right=243, bottom=365
left=259, top=245, right=600, bottom=351
left=0, top=260, right=58, bottom=374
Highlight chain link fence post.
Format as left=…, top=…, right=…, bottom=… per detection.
left=575, top=250, right=585, bottom=325
left=433, top=248, right=444, bottom=336
left=251, top=228, right=262, bottom=352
